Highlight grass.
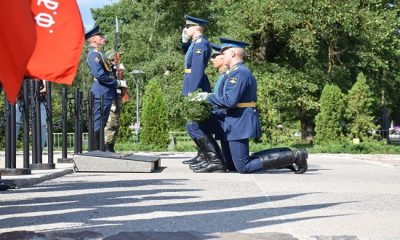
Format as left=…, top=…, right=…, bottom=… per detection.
left=114, top=139, right=400, bottom=154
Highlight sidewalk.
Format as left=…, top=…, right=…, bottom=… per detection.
left=1, top=152, right=400, bottom=240
left=0, top=152, right=73, bottom=187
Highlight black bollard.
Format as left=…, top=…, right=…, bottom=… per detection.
left=74, top=88, right=79, bottom=154
left=78, top=91, right=84, bottom=153
left=1, top=87, right=31, bottom=176
left=10, top=103, right=17, bottom=168
left=73, top=88, right=83, bottom=154
left=35, top=80, right=42, bottom=164
left=99, top=95, right=105, bottom=151
left=57, top=86, right=73, bottom=163
left=45, top=81, right=55, bottom=169
left=88, top=92, right=94, bottom=151
left=22, top=79, right=31, bottom=171
left=30, top=79, right=38, bottom=165
left=31, top=80, right=54, bottom=170
left=4, top=98, right=11, bottom=169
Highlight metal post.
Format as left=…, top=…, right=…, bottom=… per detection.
left=30, top=79, right=37, bottom=165
left=88, top=92, right=94, bottom=151
left=78, top=91, right=84, bottom=153
left=99, top=95, right=105, bottom=151
left=136, top=76, right=139, bottom=143
left=1, top=84, right=31, bottom=176
left=35, top=80, right=42, bottom=165
left=5, top=98, right=11, bottom=168
left=46, top=81, right=55, bottom=168
left=74, top=88, right=79, bottom=154
left=22, top=79, right=31, bottom=170
left=10, top=103, right=16, bottom=169
left=57, top=86, right=73, bottom=163
left=31, top=80, right=54, bottom=170
left=130, top=70, right=145, bottom=143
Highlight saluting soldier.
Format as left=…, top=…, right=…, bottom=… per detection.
left=85, top=25, right=127, bottom=150
left=197, top=38, right=308, bottom=174
left=181, top=15, right=212, bottom=96
left=181, top=15, right=218, bottom=170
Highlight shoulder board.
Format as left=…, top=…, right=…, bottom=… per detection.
left=87, top=50, right=100, bottom=58
left=195, top=38, right=202, bottom=43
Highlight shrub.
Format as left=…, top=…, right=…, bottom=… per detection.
left=314, top=84, right=346, bottom=143
left=346, top=73, right=378, bottom=141
left=140, top=79, right=169, bottom=148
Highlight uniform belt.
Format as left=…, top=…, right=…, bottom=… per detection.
left=184, top=69, right=191, bottom=74
left=236, top=102, right=257, bottom=108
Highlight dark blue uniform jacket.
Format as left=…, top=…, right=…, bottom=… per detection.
left=208, top=63, right=262, bottom=141
left=182, top=36, right=211, bottom=96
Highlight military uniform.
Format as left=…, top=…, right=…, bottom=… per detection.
left=85, top=25, right=119, bottom=150
left=87, top=47, right=117, bottom=130
left=208, top=61, right=262, bottom=173
left=207, top=38, right=308, bottom=174
left=104, top=50, right=122, bottom=152
left=182, top=16, right=212, bottom=96
left=185, top=42, right=227, bottom=172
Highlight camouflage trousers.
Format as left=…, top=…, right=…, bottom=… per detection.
left=105, top=98, right=121, bottom=145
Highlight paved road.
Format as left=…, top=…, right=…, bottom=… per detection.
left=1, top=153, right=400, bottom=240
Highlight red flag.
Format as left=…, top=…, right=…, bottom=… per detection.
left=27, top=0, right=84, bottom=85
left=0, top=1, right=36, bottom=104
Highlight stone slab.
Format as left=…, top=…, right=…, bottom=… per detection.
left=73, top=151, right=160, bottom=173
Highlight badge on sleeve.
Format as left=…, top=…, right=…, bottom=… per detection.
left=229, top=78, right=237, bottom=84
left=94, top=57, right=100, bottom=62
left=195, top=48, right=202, bottom=54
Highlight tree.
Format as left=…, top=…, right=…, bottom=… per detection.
left=314, top=84, right=346, bottom=144
left=89, top=0, right=399, bottom=141
left=346, top=73, right=378, bottom=141
left=140, top=78, right=169, bottom=147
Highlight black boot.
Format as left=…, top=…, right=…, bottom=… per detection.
left=251, top=147, right=296, bottom=172
left=183, top=139, right=203, bottom=164
left=189, top=154, right=209, bottom=170
left=293, top=149, right=308, bottom=174
left=105, top=143, right=115, bottom=152
left=259, top=150, right=308, bottom=174
left=193, top=135, right=226, bottom=173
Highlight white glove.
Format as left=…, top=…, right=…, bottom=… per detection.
left=189, top=92, right=210, bottom=101
left=118, top=80, right=127, bottom=88
left=110, top=104, right=116, bottom=112
left=182, top=28, right=190, bottom=43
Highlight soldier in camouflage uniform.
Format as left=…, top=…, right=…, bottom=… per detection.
left=104, top=50, right=123, bottom=152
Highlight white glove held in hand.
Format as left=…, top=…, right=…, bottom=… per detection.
left=189, top=92, right=210, bottom=101
left=118, top=80, right=127, bottom=88
left=182, top=29, right=190, bottom=43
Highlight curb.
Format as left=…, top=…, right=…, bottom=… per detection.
left=10, top=169, right=74, bottom=188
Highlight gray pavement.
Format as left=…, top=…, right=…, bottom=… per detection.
left=1, top=152, right=400, bottom=240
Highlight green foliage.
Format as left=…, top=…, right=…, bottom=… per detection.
left=181, top=90, right=211, bottom=122
left=314, top=84, right=346, bottom=143
left=140, top=79, right=169, bottom=147
left=346, top=73, right=378, bottom=141
left=307, top=140, right=400, bottom=154
left=87, top=0, right=399, bottom=146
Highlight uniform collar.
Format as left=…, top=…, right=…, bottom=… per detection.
left=229, top=61, right=243, bottom=72
left=192, top=35, right=203, bottom=42
left=89, top=46, right=101, bottom=52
